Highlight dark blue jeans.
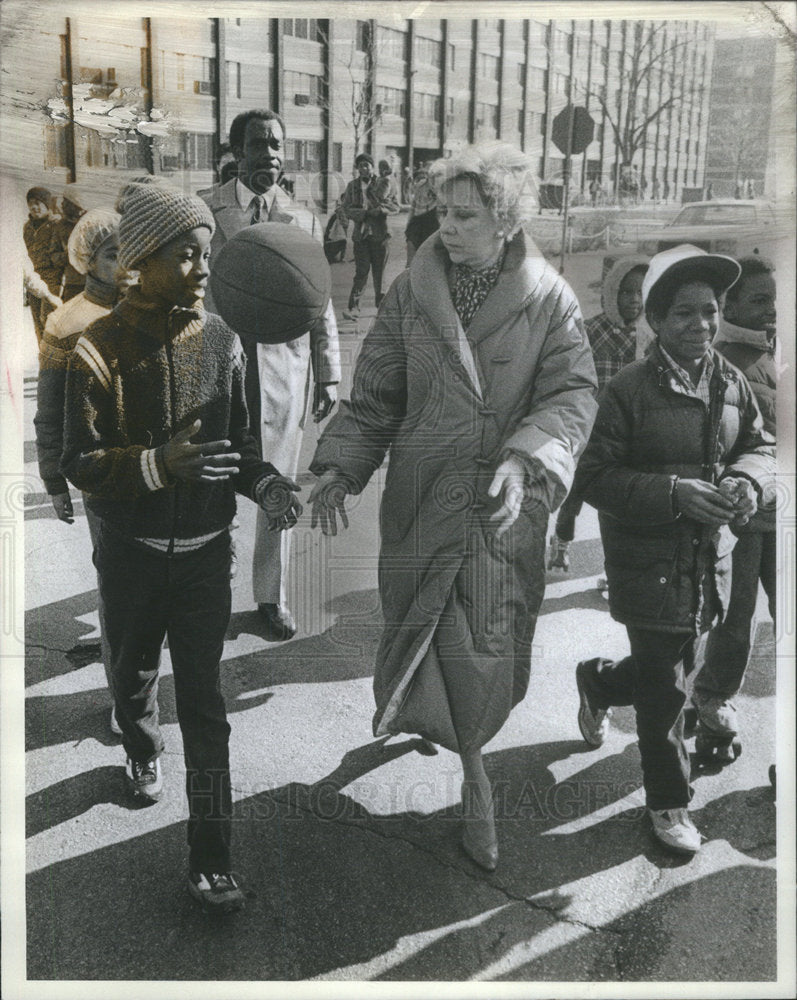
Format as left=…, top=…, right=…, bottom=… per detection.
left=586, top=627, right=697, bottom=810
left=94, top=523, right=233, bottom=872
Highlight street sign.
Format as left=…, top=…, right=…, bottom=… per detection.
left=551, top=105, right=595, bottom=156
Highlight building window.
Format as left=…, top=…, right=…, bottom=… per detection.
left=517, top=63, right=525, bottom=86
left=379, top=25, right=407, bottom=61
left=283, top=138, right=322, bottom=172
left=417, top=92, right=441, bottom=122
left=209, top=19, right=217, bottom=45
left=376, top=85, right=406, bottom=118
left=285, top=70, right=322, bottom=106
left=479, top=52, right=500, bottom=80
left=226, top=61, right=241, bottom=99
left=285, top=18, right=318, bottom=41
left=176, top=53, right=185, bottom=91
left=528, top=66, right=546, bottom=93
left=186, top=132, right=214, bottom=170
left=356, top=20, right=371, bottom=52
left=529, top=110, right=545, bottom=136
left=476, top=101, right=499, bottom=136
left=201, top=57, right=217, bottom=84
left=415, top=35, right=442, bottom=68
left=518, top=108, right=524, bottom=133
left=332, top=142, right=343, bottom=173
left=448, top=43, right=455, bottom=71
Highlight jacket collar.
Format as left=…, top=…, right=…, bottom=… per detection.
left=715, top=319, right=774, bottom=353
left=408, top=229, right=548, bottom=345
left=114, top=286, right=205, bottom=342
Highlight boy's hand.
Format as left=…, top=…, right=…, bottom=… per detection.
left=51, top=492, right=74, bottom=523
left=312, top=383, right=337, bottom=422
left=162, top=419, right=241, bottom=482
left=719, top=477, right=758, bottom=527
left=309, top=470, right=350, bottom=536
left=675, top=479, right=736, bottom=526
left=259, top=475, right=303, bottom=531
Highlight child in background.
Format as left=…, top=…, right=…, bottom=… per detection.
left=23, top=186, right=56, bottom=343
left=61, top=182, right=302, bottom=912
left=34, top=208, right=130, bottom=732
left=692, top=256, right=778, bottom=743
left=549, top=256, right=649, bottom=573
left=42, top=188, right=87, bottom=325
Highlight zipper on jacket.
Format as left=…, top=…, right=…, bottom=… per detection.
left=165, top=316, right=177, bottom=558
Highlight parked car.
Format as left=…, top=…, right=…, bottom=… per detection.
left=636, top=199, right=778, bottom=257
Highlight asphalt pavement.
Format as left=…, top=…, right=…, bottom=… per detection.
left=17, top=214, right=786, bottom=991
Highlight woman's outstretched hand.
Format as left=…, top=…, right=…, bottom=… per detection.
left=309, top=469, right=350, bottom=536
left=488, top=455, right=527, bottom=538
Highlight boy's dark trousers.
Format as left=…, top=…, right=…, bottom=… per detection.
left=582, top=627, right=697, bottom=810
left=348, top=236, right=389, bottom=309
left=695, top=530, right=776, bottom=700
left=94, top=522, right=233, bottom=872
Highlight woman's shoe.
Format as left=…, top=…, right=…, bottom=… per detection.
left=460, top=780, right=498, bottom=871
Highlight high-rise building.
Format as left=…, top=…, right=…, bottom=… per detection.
left=6, top=12, right=716, bottom=209
left=704, top=36, right=777, bottom=198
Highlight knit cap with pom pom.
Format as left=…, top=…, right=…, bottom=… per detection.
left=117, top=183, right=215, bottom=271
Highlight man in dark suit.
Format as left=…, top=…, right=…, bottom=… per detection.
left=199, top=109, right=341, bottom=641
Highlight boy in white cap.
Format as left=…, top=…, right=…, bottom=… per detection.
left=61, top=182, right=302, bottom=912
left=35, top=207, right=129, bottom=729
left=571, top=245, right=775, bottom=856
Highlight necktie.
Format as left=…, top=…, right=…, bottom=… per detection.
left=250, top=195, right=266, bottom=224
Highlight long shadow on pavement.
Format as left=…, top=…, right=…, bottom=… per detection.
left=26, top=738, right=776, bottom=981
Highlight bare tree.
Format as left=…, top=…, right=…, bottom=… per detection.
left=316, top=20, right=378, bottom=159
left=581, top=21, right=690, bottom=170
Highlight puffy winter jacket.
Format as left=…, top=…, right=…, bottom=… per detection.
left=713, top=321, right=777, bottom=533
left=575, top=343, right=775, bottom=633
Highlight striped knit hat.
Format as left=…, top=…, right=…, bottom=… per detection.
left=117, top=182, right=215, bottom=270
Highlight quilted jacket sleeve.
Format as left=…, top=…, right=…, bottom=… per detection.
left=501, top=280, right=599, bottom=510
left=310, top=278, right=408, bottom=492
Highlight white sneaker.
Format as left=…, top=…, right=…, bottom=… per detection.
left=110, top=706, right=122, bottom=736
left=649, top=807, right=701, bottom=855
left=694, top=695, right=737, bottom=735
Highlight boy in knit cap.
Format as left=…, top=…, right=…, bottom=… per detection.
left=61, top=182, right=302, bottom=912
left=35, top=207, right=131, bottom=732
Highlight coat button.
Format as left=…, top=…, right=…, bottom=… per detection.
left=659, top=576, right=667, bottom=584
left=692, top=538, right=699, bottom=545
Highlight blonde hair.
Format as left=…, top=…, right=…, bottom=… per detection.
left=427, top=142, right=538, bottom=231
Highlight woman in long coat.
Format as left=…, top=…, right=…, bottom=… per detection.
left=309, top=143, right=598, bottom=870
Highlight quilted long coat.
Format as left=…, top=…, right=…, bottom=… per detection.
left=311, top=231, right=598, bottom=753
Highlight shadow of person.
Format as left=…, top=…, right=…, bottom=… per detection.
left=26, top=765, right=132, bottom=837
left=25, top=671, right=275, bottom=754
left=25, top=739, right=776, bottom=983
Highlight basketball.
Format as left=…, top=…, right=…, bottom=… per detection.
left=209, top=222, right=331, bottom=343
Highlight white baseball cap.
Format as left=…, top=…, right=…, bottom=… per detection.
left=642, top=244, right=741, bottom=309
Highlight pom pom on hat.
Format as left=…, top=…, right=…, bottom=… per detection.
left=67, top=208, right=121, bottom=275
left=117, top=183, right=215, bottom=271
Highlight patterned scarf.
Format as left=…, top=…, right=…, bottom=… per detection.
left=451, top=249, right=506, bottom=329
